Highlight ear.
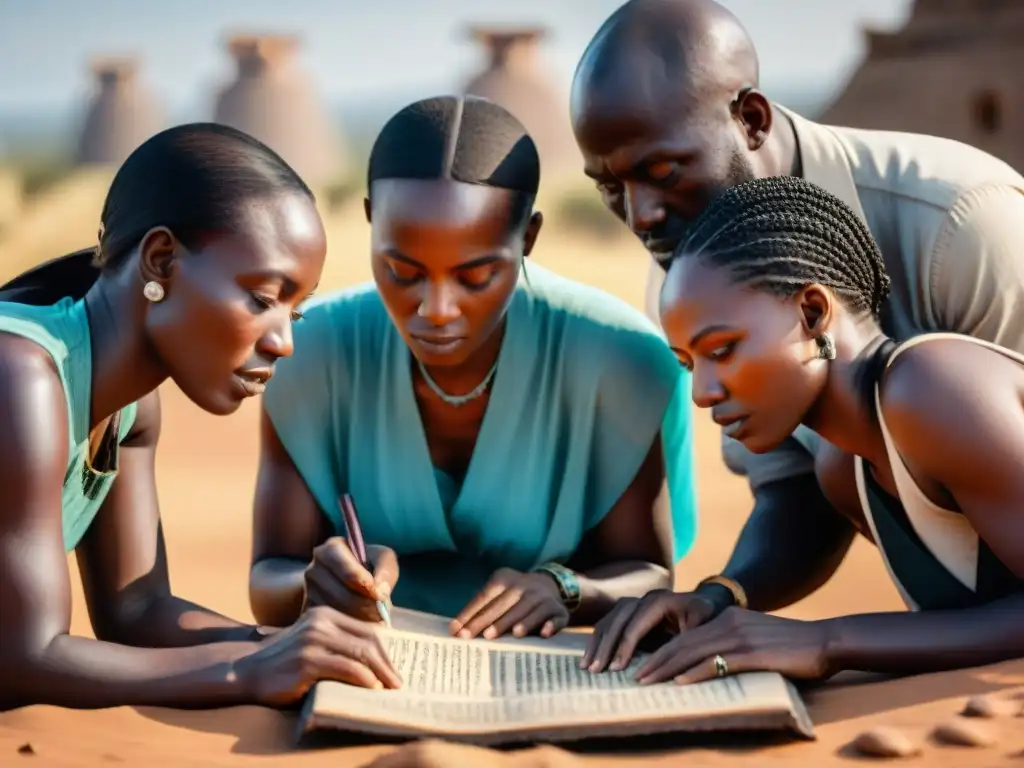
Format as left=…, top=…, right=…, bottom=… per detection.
left=521, top=211, right=544, bottom=258
left=797, top=284, right=834, bottom=339
left=137, top=226, right=177, bottom=285
left=733, top=88, right=773, bottom=151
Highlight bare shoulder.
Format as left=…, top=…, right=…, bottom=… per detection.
left=879, top=336, right=1024, bottom=455
left=122, top=389, right=161, bottom=447
left=0, top=333, right=70, bottom=479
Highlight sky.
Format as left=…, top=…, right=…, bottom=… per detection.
left=0, top=0, right=912, bottom=121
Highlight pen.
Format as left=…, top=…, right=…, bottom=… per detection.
left=339, top=493, right=392, bottom=627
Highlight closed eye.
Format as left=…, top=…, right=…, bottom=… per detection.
left=706, top=340, right=737, bottom=363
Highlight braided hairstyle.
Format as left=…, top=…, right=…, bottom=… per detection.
left=672, top=176, right=891, bottom=318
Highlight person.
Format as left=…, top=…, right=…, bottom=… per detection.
left=249, top=95, right=696, bottom=647
left=0, top=123, right=404, bottom=711
left=583, top=176, right=1024, bottom=684
left=570, top=0, right=1024, bottom=625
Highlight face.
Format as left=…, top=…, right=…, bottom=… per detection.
left=140, top=192, right=327, bottom=415
left=571, top=72, right=769, bottom=264
left=659, top=257, right=829, bottom=454
left=366, top=178, right=541, bottom=368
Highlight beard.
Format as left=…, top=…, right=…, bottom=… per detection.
left=654, top=150, right=759, bottom=272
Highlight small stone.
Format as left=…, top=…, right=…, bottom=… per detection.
left=962, top=695, right=1020, bottom=718
left=16, top=743, right=34, bottom=756
left=932, top=718, right=997, bottom=747
left=851, top=727, right=922, bottom=758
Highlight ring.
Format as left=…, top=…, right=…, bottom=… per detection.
left=713, top=654, right=729, bottom=678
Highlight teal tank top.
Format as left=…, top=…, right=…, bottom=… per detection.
left=0, top=297, right=137, bottom=551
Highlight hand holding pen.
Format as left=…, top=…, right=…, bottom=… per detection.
left=302, top=494, right=397, bottom=625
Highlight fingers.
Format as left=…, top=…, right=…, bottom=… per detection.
left=310, top=608, right=403, bottom=689
left=581, top=598, right=639, bottom=673
left=672, top=652, right=750, bottom=687
left=461, top=588, right=522, bottom=639
left=450, top=575, right=509, bottom=637
left=314, top=537, right=377, bottom=599
left=305, top=563, right=381, bottom=622
left=367, top=545, right=400, bottom=602
left=606, top=592, right=679, bottom=672
left=500, top=599, right=566, bottom=639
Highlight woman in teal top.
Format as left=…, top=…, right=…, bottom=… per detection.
left=250, top=96, right=697, bottom=642
left=0, top=124, right=406, bottom=711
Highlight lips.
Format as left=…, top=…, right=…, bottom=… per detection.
left=234, top=368, right=272, bottom=397
left=713, top=413, right=748, bottom=438
left=410, top=334, right=466, bottom=355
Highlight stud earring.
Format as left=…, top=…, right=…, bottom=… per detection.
left=143, top=281, right=165, bottom=303
left=815, top=332, right=836, bottom=361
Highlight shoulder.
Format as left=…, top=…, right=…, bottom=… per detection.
left=120, top=390, right=160, bottom=448
left=523, top=264, right=678, bottom=378
left=879, top=336, right=1017, bottom=458
left=0, top=333, right=70, bottom=468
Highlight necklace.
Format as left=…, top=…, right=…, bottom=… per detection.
left=416, top=357, right=499, bottom=407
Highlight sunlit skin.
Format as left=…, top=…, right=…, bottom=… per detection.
left=0, top=186, right=405, bottom=711
left=580, top=253, right=1024, bottom=686
left=367, top=179, right=541, bottom=387
left=658, top=258, right=830, bottom=456
left=84, top=193, right=326, bottom=425
left=249, top=178, right=675, bottom=649
left=570, top=0, right=798, bottom=262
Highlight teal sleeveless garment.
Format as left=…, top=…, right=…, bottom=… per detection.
left=0, top=297, right=138, bottom=551
left=263, top=263, right=698, bottom=617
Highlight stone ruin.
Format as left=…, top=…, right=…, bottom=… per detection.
left=74, top=56, right=164, bottom=166
left=462, top=26, right=581, bottom=179
left=213, top=33, right=346, bottom=187
left=821, top=0, right=1023, bottom=170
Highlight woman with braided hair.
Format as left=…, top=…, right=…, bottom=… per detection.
left=583, top=175, right=1024, bottom=685
left=249, top=95, right=697, bottom=650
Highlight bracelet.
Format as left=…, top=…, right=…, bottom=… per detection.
left=533, top=562, right=582, bottom=613
left=695, top=575, right=749, bottom=610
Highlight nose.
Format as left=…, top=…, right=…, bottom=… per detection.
left=417, top=279, right=461, bottom=327
left=690, top=363, right=727, bottom=410
left=258, top=311, right=294, bottom=360
left=623, top=182, right=666, bottom=236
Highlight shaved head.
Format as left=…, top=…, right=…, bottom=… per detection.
left=570, top=0, right=792, bottom=266
left=572, top=0, right=759, bottom=126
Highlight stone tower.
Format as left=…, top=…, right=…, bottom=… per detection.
left=821, top=0, right=1023, bottom=169
left=74, top=56, right=164, bottom=166
left=213, top=33, right=346, bottom=187
left=462, top=26, right=580, bottom=178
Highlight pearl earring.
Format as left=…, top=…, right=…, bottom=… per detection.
left=143, top=281, right=165, bottom=303
left=815, top=332, right=836, bottom=361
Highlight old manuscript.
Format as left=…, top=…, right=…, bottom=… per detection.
left=300, top=608, right=815, bottom=745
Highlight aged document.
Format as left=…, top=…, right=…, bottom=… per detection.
left=301, top=608, right=815, bottom=745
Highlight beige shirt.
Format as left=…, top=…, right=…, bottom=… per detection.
left=643, top=105, right=1024, bottom=489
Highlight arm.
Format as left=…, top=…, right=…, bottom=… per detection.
left=76, top=390, right=257, bottom=647
left=566, top=432, right=674, bottom=625
left=0, top=339, right=254, bottom=710
left=822, top=342, right=1024, bottom=674
left=700, top=471, right=858, bottom=615
left=249, top=407, right=332, bottom=627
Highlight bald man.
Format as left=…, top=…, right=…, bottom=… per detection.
left=571, top=0, right=1024, bottom=622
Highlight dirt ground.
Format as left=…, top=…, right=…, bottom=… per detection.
left=0, top=188, right=1021, bottom=766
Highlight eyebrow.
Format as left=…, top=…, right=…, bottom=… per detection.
left=384, top=249, right=505, bottom=270
left=590, top=149, right=703, bottom=181
left=686, top=324, right=734, bottom=348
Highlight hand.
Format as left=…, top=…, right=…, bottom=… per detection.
left=303, top=536, right=399, bottom=622
left=449, top=568, right=569, bottom=640
left=630, top=607, right=832, bottom=685
left=234, top=606, right=403, bottom=706
left=582, top=589, right=718, bottom=673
